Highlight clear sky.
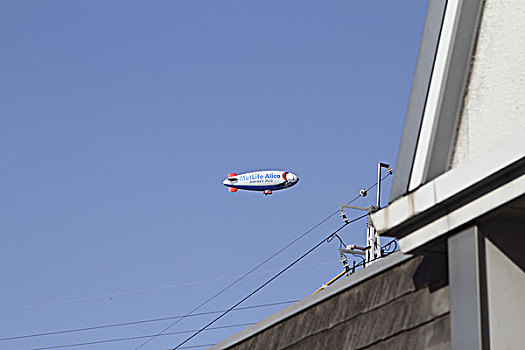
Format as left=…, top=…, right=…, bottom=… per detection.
left=1, top=1, right=428, bottom=349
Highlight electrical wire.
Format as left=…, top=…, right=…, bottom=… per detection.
left=0, top=301, right=296, bottom=342
left=1, top=176, right=393, bottom=314
left=312, top=237, right=399, bottom=295
left=171, top=214, right=368, bottom=350
left=349, top=237, right=399, bottom=271
left=132, top=216, right=339, bottom=350
left=19, top=173, right=394, bottom=350
left=136, top=172, right=393, bottom=349
left=29, top=323, right=255, bottom=350
left=0, top=260, right=338, bottom=313
left=132, top=190, right=382, bottom=348
left=1, top=259, right=353, bottom=342
left=0, top=175, right=394, bottom=349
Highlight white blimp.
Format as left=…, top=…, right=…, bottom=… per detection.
left=222, top=170, right=299, bottom=195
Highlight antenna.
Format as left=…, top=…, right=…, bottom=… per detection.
left=339, top=162, right=391, bottom=266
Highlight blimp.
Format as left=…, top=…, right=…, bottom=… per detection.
left=222, top=170, right=299, bottom=195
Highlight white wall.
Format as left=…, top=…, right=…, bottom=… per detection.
left=485, top=237, right=525, bottom=349
left=452, top=0, right=525, bottom=167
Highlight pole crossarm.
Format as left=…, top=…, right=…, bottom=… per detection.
left=338, top=162, right=392, bottom=266
left=339, top=204, right=370, bottom=212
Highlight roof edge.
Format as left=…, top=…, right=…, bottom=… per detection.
left=373, top=136, right=525, bottom=251
left=210, top=252, right=412, bottom=350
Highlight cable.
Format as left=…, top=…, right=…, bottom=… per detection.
left=311, top=270, right=348, bottom=295
left=0, top=301, right=296, bottom=342
left=382, top=239, right=398, bottom=253
left=2, top=175, right=393, bottom=314
left=0, top=260, right=338, bottom=313
left=327, top=233, right=346, bottom=248
left=136, top=172, right=393, bottom=349
left=133, top=204, right=366, bottom=348
left=29, top=323, right=254, bottom=350
left=1, top=261, right=346, bottom=342
left=171, top=214, right=368, bottom=350
left=350, top=237, right=399, bottom=271
left=0, top=175, right=395, bottom=349
left=171, top=237, right=397, bottom=350
left=312, top=237, right=399, bottom=295
left=132, top=215, right=339, bottom=350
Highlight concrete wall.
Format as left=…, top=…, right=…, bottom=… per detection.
left=452, top=0, right=525, bottom=167
left=225, top=255, right=450, bottom=350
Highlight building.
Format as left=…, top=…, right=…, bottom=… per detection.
left=211, top=0, right=525, bottom=348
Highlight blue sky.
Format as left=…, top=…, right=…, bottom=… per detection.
left=1, top=1, right=428, bottom=349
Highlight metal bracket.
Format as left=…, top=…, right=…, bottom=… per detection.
left=339, top=244, right=368, bottom=256
left=339, top=203, right=378, bottom=224
left=336, top=162, right=392, bottom=270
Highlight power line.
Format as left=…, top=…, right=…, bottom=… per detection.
left=30, top=323, right=254, bottom=350
left=171, top=214, right=368, bottom=350
left=132, top=207, right=363, bottom=348
left=0, top=301, right=296, bottom=342
left=24, top=175, right=392, bottom=349
left=1, top=176, right=394, bottom=349
left=178, top=237, right=399, bottom=350
left=2, top=176, right=392, bottom=314
left=0, top=260, right=338, bottom=313
left=136, top=173, right=393, bottom=349
left=341, top=238, right=399, bottom=274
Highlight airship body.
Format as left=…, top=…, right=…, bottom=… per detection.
left=222, top=170, right=299, bottom=195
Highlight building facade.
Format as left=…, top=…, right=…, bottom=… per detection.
left=212, top=0, right=524, bottom=348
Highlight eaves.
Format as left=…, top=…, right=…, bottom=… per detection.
left=371, top=136, right=525, bottom=253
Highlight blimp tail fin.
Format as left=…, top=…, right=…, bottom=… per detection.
left=228, top=172, right=237, bottom=178
left=228, top=187, right=238, bottom=193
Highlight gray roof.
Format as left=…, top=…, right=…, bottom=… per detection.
left=210, top=252, right=412, bottom=349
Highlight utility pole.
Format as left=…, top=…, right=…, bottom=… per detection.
left=339, top=162, right=391, bottom=266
